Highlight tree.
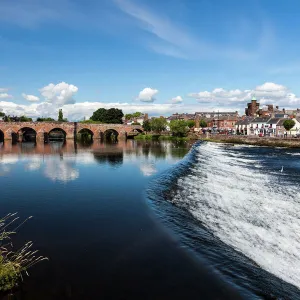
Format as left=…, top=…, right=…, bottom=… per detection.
left=0, top=112, right=5, bottom=117
left=132, top=112, right=142, bottom=118
left=58, top=109, right=64, bottom=122
left=90, top=108, right=123, bottom=124
left=142, top=119, right=151, bottom=133
left=186, top=120, right=195, bottom=128
left=90, top=108, right=106, bottom=122
left=125, top=113, right=133, bottom=120
left=283, top=119, right=295, bottom=135
left=19, top=116, right=33, bottom=122
left=125, top=112, right=142, bottom=120
left=169, top=120, right=189, bottom=137
left=150, top=117, right=167, bottom=133
left=37, top=117, right=55, bottom=122
left=200, top=119, right=208, bottom=128
left=105, top=108, right=124, bottom=124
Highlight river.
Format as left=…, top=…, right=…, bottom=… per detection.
left=0, top=140, right=299, bottom=299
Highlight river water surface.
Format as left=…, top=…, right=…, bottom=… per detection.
left=0, top=140, right=299, bottom=299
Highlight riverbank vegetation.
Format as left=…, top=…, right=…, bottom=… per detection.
left=136, top=119, right=195, bottom=141
left=0, top=214, right=48, bottom=293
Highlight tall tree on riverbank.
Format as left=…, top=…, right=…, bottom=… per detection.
left=169, top=120, right=190, bottom=137
left=142, top=119, right=151, bottom=133
left=58, top=109, right=64, bottom=122
left=150, top=117, right=167, bottom=133
left=90, top=108, right=123, bottom=124
left=283, top=119, right=295, bottom=135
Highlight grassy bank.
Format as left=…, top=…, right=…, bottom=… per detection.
left=200, top=135, right=300, bottom=148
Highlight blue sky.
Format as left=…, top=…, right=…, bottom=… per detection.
left=1, top=0, right=300, bottom=120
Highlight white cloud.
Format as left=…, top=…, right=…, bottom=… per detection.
left=140, top=162, right=157, bottom=176
left=22, top=93, right=40, bottom=102
left=137, top=87, right=158, bottom=102
left=39, top=82, right=78, bottom=106
left=0, top=93, right=13, bottom=99
left=256, top=82, right=286, bottom=92
left=189, top=82, right=300, bottom=109
left=0, top=88, right=8, bottom=92
left=0, top=100, right=202, bottom=121
left=1, top=82, right=300, bottom=120
left=44, top=160, right=79, bottom=182
left=171, top=96, right=183, bottom=104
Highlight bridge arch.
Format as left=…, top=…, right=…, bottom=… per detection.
left=48, top=128, right=67, bottom=141
left=103, top=129, right=119, bottom=142
left=18, top=127, right=37, bottom=142
left=77, top=128, right=94, bottom=144
left=78, top=128, right=94, bottom=137
left=0, top=130, right=3, bottom=143
left=131, top=128, right=143, bottom=133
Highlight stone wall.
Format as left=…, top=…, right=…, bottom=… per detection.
left=200, top=134, right=300, bottom=148
left=0, top=122, right=143, bottom=140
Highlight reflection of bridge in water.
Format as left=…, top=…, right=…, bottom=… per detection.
left=0, top=139, right=192, bottom=159
left=0, top=139, right=193, bottom=182
left=0, top=122, right=143, bottom=143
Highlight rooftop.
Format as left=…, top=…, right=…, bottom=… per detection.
left=267, top=118, right=281, bottom=125
left=251, top=117, right=271, bottom=123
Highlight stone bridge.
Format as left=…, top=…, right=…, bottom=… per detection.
left=0, top=122, right=143, bottom=142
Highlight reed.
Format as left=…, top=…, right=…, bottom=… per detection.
left=0, top=213, right=48, bottom=292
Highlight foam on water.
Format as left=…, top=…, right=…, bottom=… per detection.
left=171, top=142, right=300, bottom=289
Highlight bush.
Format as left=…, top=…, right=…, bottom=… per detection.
left=169, top=120, right=189, bottom=137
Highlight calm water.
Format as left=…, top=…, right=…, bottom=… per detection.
left=0, top=140, right=240, bottom=300
left=0, top=140, right=299, bottom=299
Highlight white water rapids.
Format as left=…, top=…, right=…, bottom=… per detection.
left=171, top=142, right=300, bottom=289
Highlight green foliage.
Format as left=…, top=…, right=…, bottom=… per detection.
left=132, top=112, right=142, bottom=118
left=80, top=119, right=102, bottom=124
left=186, top=120, right=195, bottom=128
left=0, top=112, right=5, bottom=117
left=125, top=112, right=142, bottom=120
left=125, top=114, right=132, bottom=120
left=131, top=122, right=141, bottom=125
left=19, top=116, right=33, bottom=122
left=200, top=119, right=208, bottom=128
left=36, top=117, right=55, bottom=122
left=142, top=119, right=151, bottom=132
left=0, top=213, right=48, bottom=292
left=283, top=119, right=295, bottom=131
left=169, top=120, right=190, bottom=137
left=0, top=257, right=20, bottom=292
left=149, top=118, right=167, bottom=133
left=90, top=108, right=124, bottom=124
left=3, top=116, right=11, bottom=122
left=58, top=109, right=64, bottom=122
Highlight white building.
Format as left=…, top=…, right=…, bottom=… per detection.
left=235, top=117, right=254, bottom=135
left=249, top=117, right=271, bottom=136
